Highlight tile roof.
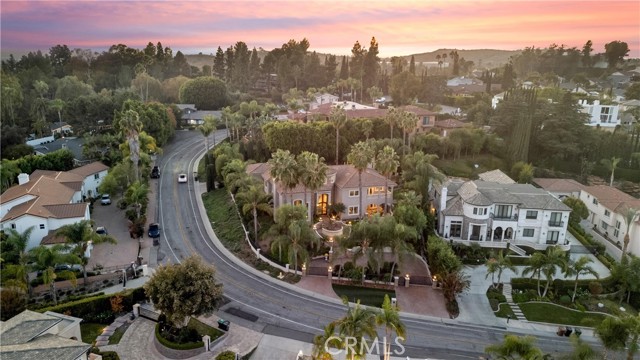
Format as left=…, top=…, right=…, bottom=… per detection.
left=478, top=170, right=516, bottom=184
left=33, top=137, right=86, bottom=161
left=40, top=230, right=67, bottom=245
left=583, top=185, right=640, bottom=213
left=435, top=118, right=466, bottom=129
left=68, top=161, right=109, bottom=177
left=0, top=311, right=90, bottom=360
left=533, top=178, right=586, bottom=193
left=302, top=103, right=437, bottom=121
left=450, top=180, right=570, bottom=210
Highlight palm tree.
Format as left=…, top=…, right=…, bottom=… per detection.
left=3, top=227, right=35, bottom=295
left=561, top=334, right=597, bottom=360
left=620, top=206, right=638, bottom=260
left=268, top=149, right=298, bottom=206
left=384, top=108, right=400, bottom=140
left=399, top=111, right=417, bottom=156
left=125, top=181, right=148, bottom=219
left=312, top=322, right=341, bottom=360
left=221, top=106, right=233, bottom=139
left=375, top=146, right=399, bottom=214
left=55, top=220, right=116, bottom=284
left=595, top=316, right=630, bottom=360
left=28, top=245, right=81, bottom=305
left=625, top=314, right=640, bottom=360
left=361, top=119, right=373, bottom=140
left=236, top=185, right=273, bottom=243
left=376, top=294, right=406, bottom=360
left=1, top=159, right=21, bottom=192
left=522, top=246, right=566, bottom=297
left=495, top=251, right=517, bottom=286
left=197, top=118, right=215, bottom=153
left=50, top=98, right=65, bottom=133
left=440, top=271, right=471, bottom=304
left=329, top=106, right=347, bottom=165
left=401, top=151, right=444, bottom=209
left=485, top=334, right=546, bottom=359
left=563, top=255, right=599, bottom=303
left=600, top=157, right=621, bottom=187
left=485, top=257, right=499, bottom=289
left=119, top=109, right=143, bottom=181
left=347, top=141, right=375, bottom=219
left=286, top=220, right=321, bottom=274
left=297, top=151, right=328, bottom=220
left=332, top=297, right=378, bottom=360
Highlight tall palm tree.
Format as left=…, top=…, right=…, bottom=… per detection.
left=56, top=220, right=116, bottom=284
left=600, top=157, right=621, bottom=187
left=28, top=245, right=81, bottom=305
left=286, top=220, right=321, bottom=274
left=332, top=297, right=378, bottom=360
left=347, top=141, right=375, bottom=219
left=399, top=111, right=417, bottom=156
left=485, top=257, right=500, bottom=289
left=625, top=314, right=640, bottom=360
left=1, top=159, right=21, bottom=192
left=221, top=106, right=233, bottom=139
left=236, top=185, right=273, bottom=243
left=361, top=119, right=373, bottom=140
left=329, top=106, right=348, bottom=165
left=375, top=146, right=399, bottom=214
left=312, top=322, right=341, bottom=360
left=197, top=118, right=215, bottom=153
left=384, top=108, right=399, bottom=140
left=3, top=227, right=35, bottom=295
left=563, top=255, right=599, bottom=303
left=521, top=252, right=546, bottom=297
left=376, top=294, right=406, bottom=360
left=620, top=206, right=638, bottom=260
left=401, top=151, right=444, bottom=209
left=297, top=151, right=328, bottom=220
left=268, top=149, right=298, bottom=207
left=119, top=109, right=143, bottom=181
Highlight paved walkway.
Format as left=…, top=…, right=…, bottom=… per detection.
left=95, top=314, right=133, bottom=347
left=502, top=283, right=524, bottom=320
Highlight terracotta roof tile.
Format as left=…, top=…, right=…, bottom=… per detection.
left=583, top=185, right=640, bottom=212
left=533, top=178, right=586, bottom=193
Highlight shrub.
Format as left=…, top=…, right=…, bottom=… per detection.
left=589, top=281, right=603, bottom=295
left=559, top=295, right=572, bottom=305
left=489, top=298, right=499, bottom=311
left=445, top=300, right=459, bottom=317
left=216, top=351, right=237, bottom=360
left=155, top=323, right=203, bottom=350
left=110, top=295, right=124, bottom=314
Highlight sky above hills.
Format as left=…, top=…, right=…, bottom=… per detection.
left=1, top=0, right=639, bottom=58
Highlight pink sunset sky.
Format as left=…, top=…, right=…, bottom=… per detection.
left=1, top=0, right=639, bottom=58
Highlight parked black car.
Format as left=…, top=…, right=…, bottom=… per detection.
left=148, top=223, right=161, bottom=238
left=151, top=166, right=160, bottom=179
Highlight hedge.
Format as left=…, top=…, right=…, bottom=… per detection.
left=511, top=276, right=618, bottom=295
left=155, top=323, right=203, bottom=350
left=35, top=287, right=146, bottom=322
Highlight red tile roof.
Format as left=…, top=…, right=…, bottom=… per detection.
left=533, top=178, right=586, bottom=193
left=583, top=185, right=640, bottom=212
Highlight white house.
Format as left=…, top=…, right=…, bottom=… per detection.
left=447, top=76, right=481, bottom=87
left=579, top=99, right=621, bottom=129
left=309, top=93, right=339, bottom=110
left=579, top=185, right=640, bottom=256
left=491, top=92, right=505, bottom=109
left=0, top=162, right=108, bottom=250
left=433, top=174, right=572, bottom=253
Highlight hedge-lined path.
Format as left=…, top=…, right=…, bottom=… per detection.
left=95, top=314, right=134, bottom=347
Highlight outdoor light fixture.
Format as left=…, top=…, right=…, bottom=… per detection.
left=328, top=266, right=333, bottom=272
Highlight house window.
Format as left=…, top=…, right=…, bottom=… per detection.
left=293, top=200, right=302, bottom=206
left=526, top=210, right=538, bottom=219
left=601, top=221, right=608, bottom=230
left=614, top=220, right=621, bottom=238
left=494, top=205, right=512, bottom=219
left=484, top=208, right=488, bottom=215
left=11, top=224, right=16, bottom=229
left=39, top=224, right=45, bottom=229
left=348, top=206, right=359, bottom=215
left=422, top=116, right=430, bottom=126
left=547, top=231, right=559, bottom=243
left=449, top=221, right=462, bottom=238
left=592, top=198, right=598, bottom=205
left=604, top=210, right=610, bottom=217
left=94, top=173, right=100, bottom=179
left=523, top=229, right=534, bottom=237
left=349, top=190, right=359, bottom=197
left=549, top=212, right=563, bottom=227
left=368, top=186, right=385, bottom=196
left=473, top=208, right=478, bottom=215
left=600, top=107, right=611, bottom=123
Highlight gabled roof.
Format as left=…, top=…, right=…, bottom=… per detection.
left=49, top=122, right=71, bottom=131
left=332, top=165, right=396, bottom=188
left=435, top=118, right=466, bottom=129
left=582, top=185, right=640, bottom=213
left=68, top=161, right=109, bottom=177
left=1, top=175, right=76, bottom=206
left=533, top=178, right=585, bottom=193
left=33, top=137, right=86, bottom=161
left=450, top=180, right=570, bottom=210
left=0, top=311, right=91, bottom=360
left=478, top=169, right=516, bottom=184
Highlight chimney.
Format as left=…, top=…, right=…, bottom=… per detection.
left=18, top=173, right=29, bottom=185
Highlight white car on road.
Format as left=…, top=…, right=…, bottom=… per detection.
left=178, top=173, right=187, bottom=183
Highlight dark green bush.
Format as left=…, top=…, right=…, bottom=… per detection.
left=489, top=298, right=499, bottom=311
left=559, top=295, right=572, bottom=305
left=35, top=287, right=146, bottom=321
left=155, top=323, right=203, bottom=350
left=589, top=281, right=603, bottom=295
left=216, top=351, right=237, bottom=360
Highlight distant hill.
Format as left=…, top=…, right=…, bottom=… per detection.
left=186, top=48, right=520, bottom=71
left=393, top=49, right=521, bottom=69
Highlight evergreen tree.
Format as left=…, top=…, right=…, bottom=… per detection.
left=213, top=46, right=225, bottom=79
left=581, top=40, right=593, bottom=68
left=409, top=55, right=415, bottom=75
left=501, top=63, right=515, bottom=89
left=362, top=37, right=380, bottom=91
left=224, top=46, right=234, bottom=82
left=339, top=56, right=349, bottom=80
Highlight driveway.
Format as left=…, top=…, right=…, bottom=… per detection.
left=87, top=196, right=140, bottom=271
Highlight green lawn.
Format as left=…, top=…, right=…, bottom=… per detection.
left=81, top=322, right=106, bottom=344
left=495, top=303, right=516, bottom=319
left=332, top=284, right=395, bottom=308
left=188, top=317, right=224, bottom=340
left=202, top=189, right=246, bottom=252
left=519, top=302, right=611, bottom=327
left=108, top=323, right=129, bottom=345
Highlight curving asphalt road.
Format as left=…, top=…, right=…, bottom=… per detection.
left=153, top=130, right=602, bottom=359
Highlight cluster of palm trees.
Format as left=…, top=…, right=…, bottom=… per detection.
left=1, top=220, right=115, bottom=310
left=313, top=295, right=405, bottom=360
left=218, top=100, right=279, bottom=143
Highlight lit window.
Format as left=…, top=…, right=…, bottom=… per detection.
left=293, top=200, right=302, bottom=206
left=368, top=186, right=384, bottom=195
